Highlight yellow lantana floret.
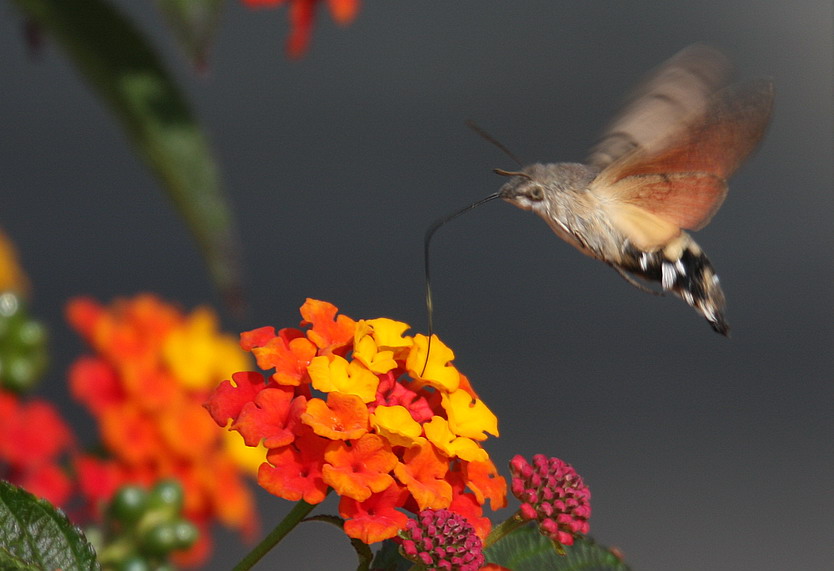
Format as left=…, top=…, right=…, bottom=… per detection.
left=405, top=334, right=460, bottom=393
left=441, top=389, right=499, bottom=441
left=353, top=321, right=398, bottom=374
left=163, top=307, right=250, bottom=390
left=424, top=416, right=488, bottom=463
left=370, top=405, right=425, bottom=448
left=308, top=355, right=379, bottom=403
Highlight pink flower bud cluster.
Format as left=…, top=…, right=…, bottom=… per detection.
left=399, top=508, right=485, bottom=571
left=510, top=454, right=590, bottom=546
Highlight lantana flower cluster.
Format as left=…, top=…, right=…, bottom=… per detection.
left=66, top=294, right=260, bottom=562
left=0, top=391, right=74, bottom=506
left=205, top=298, right=507, bottom=544
left=399, top=508, right=485, bottom=571
left=509, top=454, right=591, bottom=547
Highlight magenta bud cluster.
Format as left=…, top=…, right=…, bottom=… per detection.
left=509, top=454, right=591, bottom=546
left=399, top=508, right=485, bottom=571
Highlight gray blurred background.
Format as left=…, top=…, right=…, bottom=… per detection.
left=2, top=1, right=832, bottom=569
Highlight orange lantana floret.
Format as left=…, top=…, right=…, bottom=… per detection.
left=322, top=433, right=397, bottom=501
left=393, top=442, right=453, bottom=511
left=301, top=391, right=368, bottom=441
left=300, top=298, right=356, bottom=354
left=339, top=482, right=410, bottom=544
left=246, top=328, right=317, bottom=386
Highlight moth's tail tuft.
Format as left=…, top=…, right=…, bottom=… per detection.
left=626, top=232, right=729, bottom=335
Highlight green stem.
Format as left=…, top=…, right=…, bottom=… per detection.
left=232, top=498, right=321, bottom=571
left=484, top=511, right=526, bottom=549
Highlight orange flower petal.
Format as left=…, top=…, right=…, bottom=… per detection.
left=252, top=334, right=317, bottom=386
left=327, top=0, right=360, bottom=25
left=462, top=459, right=508, bottom=511
left=101, top=404, right=161, bottom=465
left=300, top=298, right=356, bottom=353
left=339, top=481, right=409, bottom=544
left=301, top=392, right=369, bottom=440
left=322, top=433, right=396, bottom=501
left=240, top=326, right=277, bottom=351
left=160, top=399, right=219, bottom=457
left=393, top=442, right=453, bottom=511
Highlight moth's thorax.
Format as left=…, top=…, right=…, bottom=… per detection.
left=499, top=162, right=622, bottom=259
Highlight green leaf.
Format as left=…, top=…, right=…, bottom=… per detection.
left=485, top=523, right=630, bottom=571
left=370, top=539, right=411, bottom=571
left=0, top=480, right=98, bottom=570
left=155, top=0, right=225, bottom=71
left=12, top=0, right=245, bottom=312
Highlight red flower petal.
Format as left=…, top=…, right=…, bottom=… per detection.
left=204, top=371, right=267, bottom=428
left=259, top=427, right=329, bottom=504
left=234, top=386, right=305, bottom=448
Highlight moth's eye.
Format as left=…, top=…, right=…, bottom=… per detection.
left=528, top=186, right=544, bottom=201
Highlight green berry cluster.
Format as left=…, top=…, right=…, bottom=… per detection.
left=0, top=292, right=47, bottom=393
left=94, top=480, right=199, bottom=571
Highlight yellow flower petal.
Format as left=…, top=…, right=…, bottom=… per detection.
left=222, top=429, right=265, bottom=475
left=424, top=416, right=488, bottom=462
left=308, top=355, right=379, bottom=403
left=405, top=334, right=459, bottom=393
left=163, top=307, right=250, bottom=390
left=366, top=318, right=412, bottom=349
left=370, top=405, right=425, bottom=448
left=353, top=320, right=398, bottom=374
left=441, top=389, right=499, bottom=441
left=0, top=228, right=29, bottom=295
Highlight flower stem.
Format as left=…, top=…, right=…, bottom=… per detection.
left=484, top=511, right=525, bottom=549
left=232, top=499, right=319, bottom=570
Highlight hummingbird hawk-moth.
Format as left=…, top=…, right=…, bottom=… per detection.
left=423, top=44, right=773, bottom=341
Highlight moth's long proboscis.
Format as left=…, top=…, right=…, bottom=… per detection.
left=422, top=192, right=501, bottom=375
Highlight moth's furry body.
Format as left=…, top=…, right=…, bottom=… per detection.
left=499, top=161, right=729, bottom=334
left=492, top=45, right=773, bottom=335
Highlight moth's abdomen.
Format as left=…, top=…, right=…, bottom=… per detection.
left=625, top=233, right=729, bottom=335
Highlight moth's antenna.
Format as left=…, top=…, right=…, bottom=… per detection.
left=422, top=192, right=501, bottom=375
left=466, top=120, right=525, bottom=167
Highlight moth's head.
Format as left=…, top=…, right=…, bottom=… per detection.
left=496, top=164, right=547, bottom=212
left=497, top=162, right=598, bottom=212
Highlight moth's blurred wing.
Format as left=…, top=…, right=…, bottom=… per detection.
left=601, top=202, right=681, bottom=252
left=600, top=173, right=728, bottom=231
left=594, top=79, right=774, bottom=231
left=587, top=44, right=732, bottom=170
